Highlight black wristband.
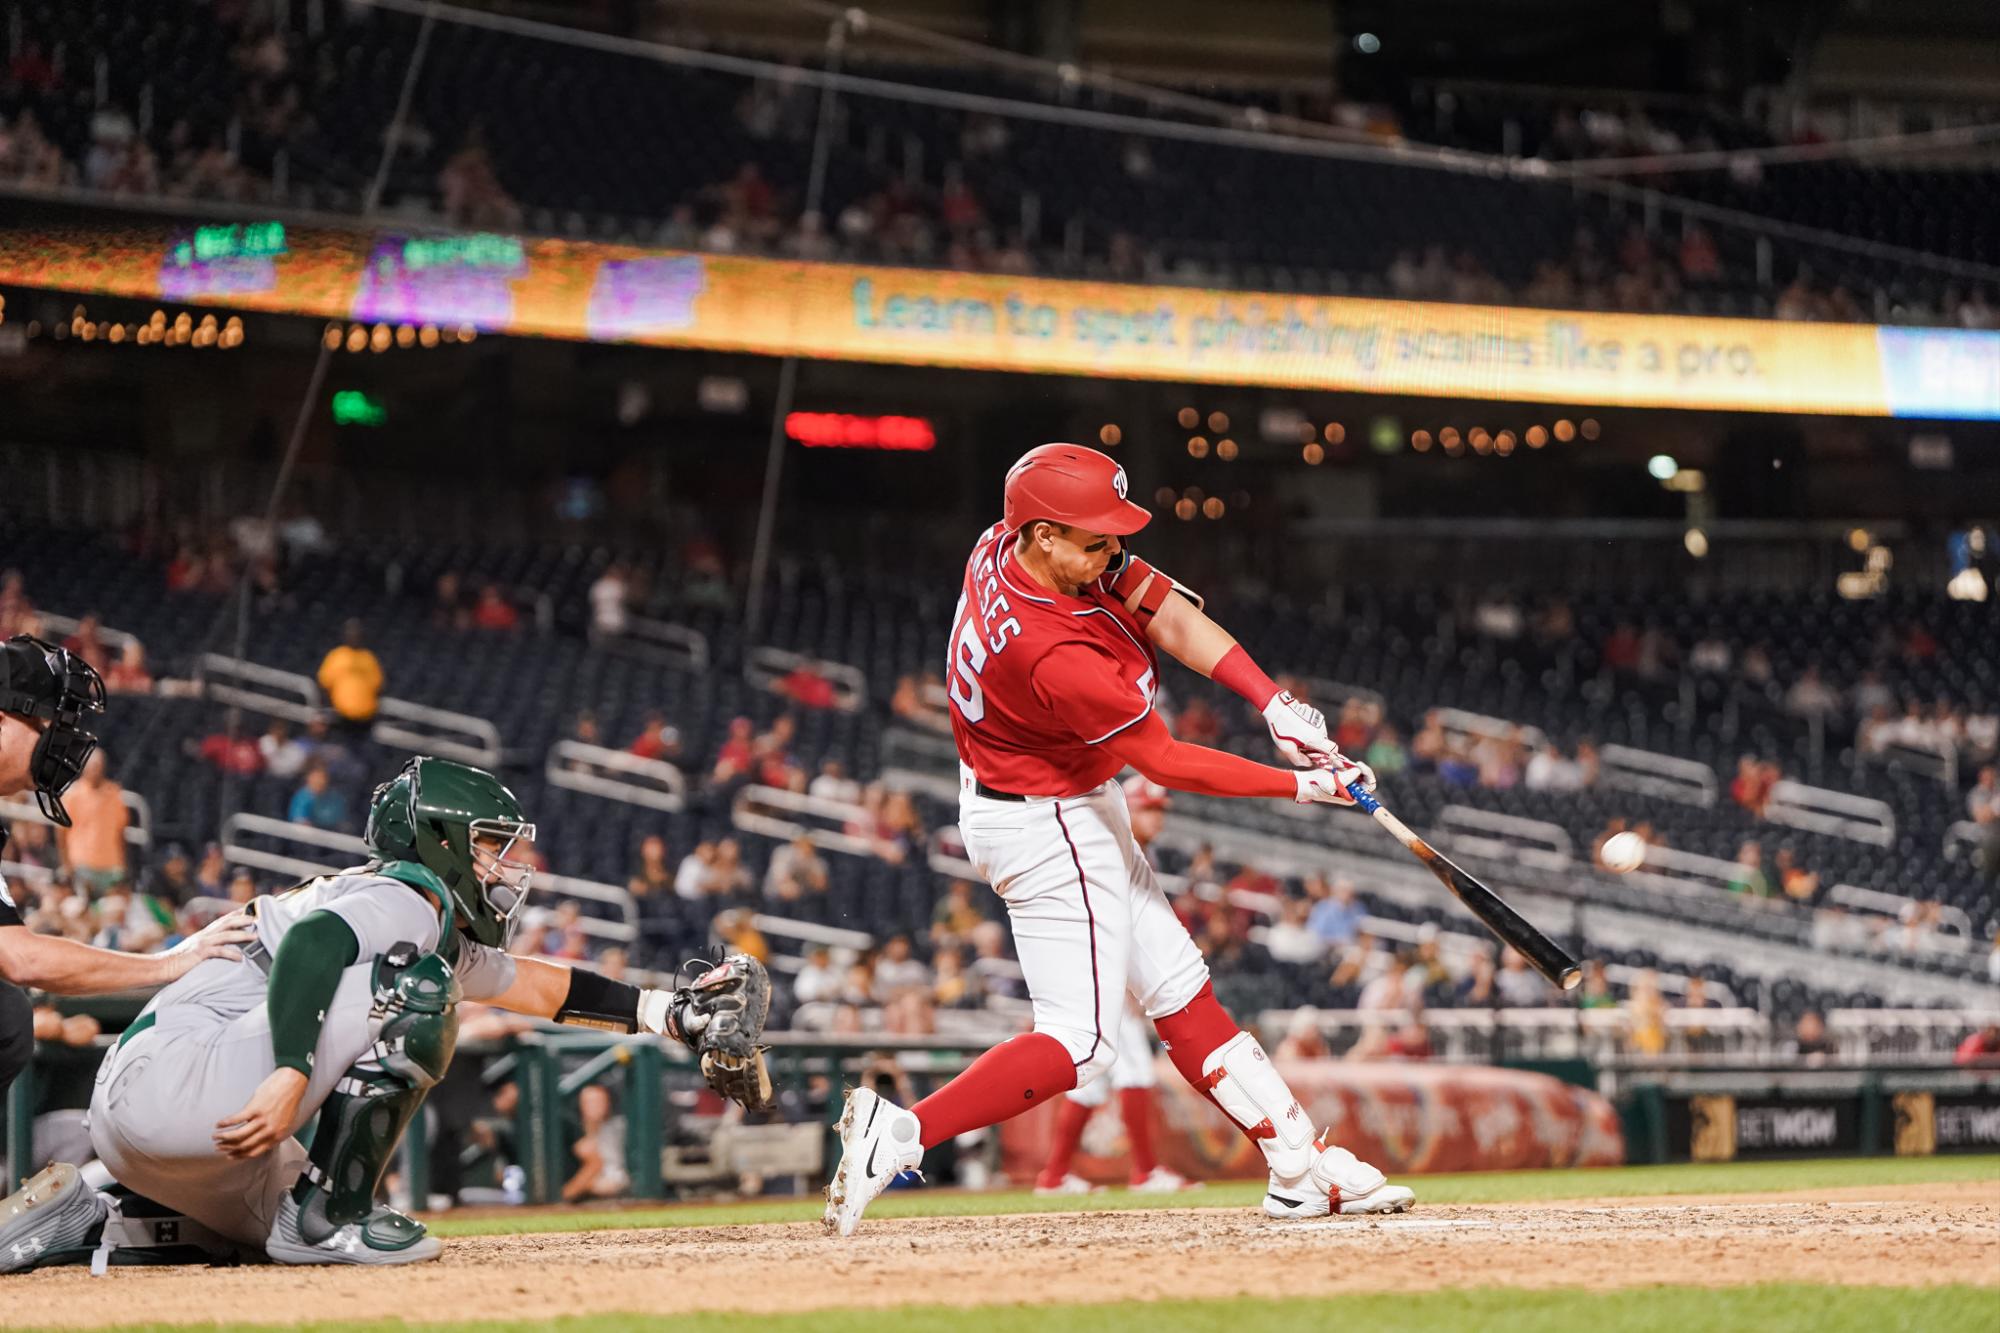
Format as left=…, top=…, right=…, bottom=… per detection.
left=555, top=967, right=644, bottom=1032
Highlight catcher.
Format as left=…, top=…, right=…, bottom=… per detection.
left=0, top=755, right=771, bottom=1269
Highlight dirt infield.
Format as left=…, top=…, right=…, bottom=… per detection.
left=12, top=1183, right=1998, bottom=1328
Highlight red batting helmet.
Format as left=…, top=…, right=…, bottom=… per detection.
left=1121, top=774, right=1170, bottom=812
left=1003, top=443, right=1151, bottom=536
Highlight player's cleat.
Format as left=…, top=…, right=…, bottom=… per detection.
left=1262, top=1136, right=1414, bottom=1219
left=1129, top=1166, right=1202, bottom=1193
left=1033, top=1172, right=1104, bottom=1196
left=0, top=1163, right=110, bottom=1272
left=823, top=1086, right=923, bottom=1238
left=265, top=1190, right=441, bottom=1266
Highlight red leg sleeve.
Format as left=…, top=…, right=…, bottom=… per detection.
left=912, top=1032, right=1078, bottom=1150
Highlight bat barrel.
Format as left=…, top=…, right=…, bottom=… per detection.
left=1347, top=786, right=1581, bottom=991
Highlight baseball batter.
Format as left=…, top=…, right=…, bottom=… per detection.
left=0, top=755, right=772, bottom=1271
left=1034, top=776, right=1190, bottom=1194
left=826, top=443, right=1413, bottom=1235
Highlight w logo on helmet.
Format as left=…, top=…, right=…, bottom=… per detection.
left=1112, top=466, right=1129, bottom=500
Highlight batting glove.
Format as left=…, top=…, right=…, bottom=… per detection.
left=1263, top=690, right=1337, bottom=767
left=1292, top=754, right=1376, bottom=806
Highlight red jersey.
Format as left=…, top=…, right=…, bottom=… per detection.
left=946, top=522, right=1165, bottom=796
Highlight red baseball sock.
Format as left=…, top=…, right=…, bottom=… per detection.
left=1036, top=1098, right=1096, bottom=1187
left=1120, top=1088, right=1159, bottom=1178
left=1154, top=981, right=1241, bottom=1087
left=913, top=1032, right=1078, bottom=1150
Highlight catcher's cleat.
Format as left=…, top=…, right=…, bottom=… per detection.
left=265, top=1191, right=440, bottom=1266
left=1032, top=1172, right=1103, bottom=1196
left=0, top=1163, right=110, bottom=1272
left=823, top=1087, right=922, bottom=1238
left=1263, top=1136, right=1414, bottom=1219
left=1129, top=1166, right=1202, bottom=1194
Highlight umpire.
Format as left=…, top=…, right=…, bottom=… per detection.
left=0, top=635, right=253, bottom=1101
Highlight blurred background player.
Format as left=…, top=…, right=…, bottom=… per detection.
left=826, top=444, right=1409, bottom=1236
left=1035, top=776, right=1193, bottom=1194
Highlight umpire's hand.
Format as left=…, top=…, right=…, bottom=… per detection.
left=162, top=909, right=259, bottom=980
left=215, top=1066, right=309, bottom=1158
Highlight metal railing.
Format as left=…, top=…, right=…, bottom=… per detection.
left=1943, top=820, right=1992, bottom=864
left=527, top=872, right=639, bottom=945
left=744, top=646, right=867, bottom=713
left=219, top=813, right=637, bottom=943
left=28, top=611, right=140, bottom=656
left=219, top=812, right=367, bottom=882
left=1763, top=779, right=1895, bottom=847
left=730, top=784, right=879, bottom=858
left=1262, top=1005, right=1770, bottom=1062
left=880, top=765, right=960, bottom=803
left=1824, top=882, right=1975, bottom=942
left=750, top=913, right=874, bottom=955
left=1599, top=743, right=1720, bottom=808
left=1826, top=1008, right=2000, bottom=1061
left=1624, top=841, right=1759, bottom=898
left=1434, top=805, right=1574, bottom=871
left=603, top=615, right=711, bottom=672
left=370, top=696, right=504, bottom=769
left=544, top=740, right=687, bottom=813
left=0, top=790, right=151, bottom=851
left=1862, top=735, right=1960, bottom=789
left=1299, top=676, right=1387, bottom=712
left=196, top=654, right=323, bottom=724
left=1434, top=707, right=1547, bottom=751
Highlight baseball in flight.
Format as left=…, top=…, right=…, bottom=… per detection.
left=1600, top=831, right=1647, bottom=874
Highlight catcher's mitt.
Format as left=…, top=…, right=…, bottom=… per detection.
left=675, top=953, right=774, bottom=1110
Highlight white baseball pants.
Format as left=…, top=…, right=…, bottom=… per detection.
left=957, top=774, right=1208, bottom=1093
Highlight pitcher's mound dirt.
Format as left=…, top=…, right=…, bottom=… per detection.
left=11, top=1194, right=1997, bottom=1328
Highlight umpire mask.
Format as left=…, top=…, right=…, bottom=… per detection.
left=0, top=635, right=106, bottom=827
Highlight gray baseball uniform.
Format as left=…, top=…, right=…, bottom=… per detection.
left=88, top=867, right=515, bottom=1246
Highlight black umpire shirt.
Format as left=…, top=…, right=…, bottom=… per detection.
left=0, top=827, right=36, bottom=1099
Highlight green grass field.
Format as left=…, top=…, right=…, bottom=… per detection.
left=430, top=1151, right=2000, bottom=1237
left=82, top=1287, right=2000, bottom=1333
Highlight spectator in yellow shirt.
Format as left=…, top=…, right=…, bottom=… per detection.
left=317, top=619, right=383, bottom=723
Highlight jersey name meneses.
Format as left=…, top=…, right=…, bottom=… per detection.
left=946, top=521, right=1167, bottom=797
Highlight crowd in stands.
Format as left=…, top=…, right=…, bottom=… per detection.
left=3, top=3, right=1991, bottom=325
left=2, top=503, right=1990, bottom=1076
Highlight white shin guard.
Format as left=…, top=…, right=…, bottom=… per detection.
left=1195, top=1031, right=1315, bottom=1183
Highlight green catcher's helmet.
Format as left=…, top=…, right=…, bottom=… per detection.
left=365, top=757, right=536, bottom=948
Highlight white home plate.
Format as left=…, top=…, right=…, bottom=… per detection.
left=1284, top=1217, right=1497, bottom=1234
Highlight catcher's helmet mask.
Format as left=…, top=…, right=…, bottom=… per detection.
left=366, top=756, right=537, bottom=948
left=0, top=635, right=106, bottom=827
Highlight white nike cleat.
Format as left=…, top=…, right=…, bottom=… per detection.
left=1129, top=1166, right=1202, bottom=1193
left=1263, top=1135, right=1414, bottom=1219
left=823, top=1086, right=924, bottom=1237
left=1032, top=1173, right=1103, bottom=1196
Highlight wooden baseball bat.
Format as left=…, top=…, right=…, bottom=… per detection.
left=1347, top=787, right=1582, bottom=991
